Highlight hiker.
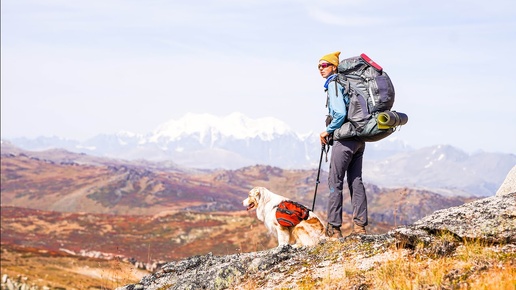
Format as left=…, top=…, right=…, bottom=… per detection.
left=318, top=51, right=368, bottom=238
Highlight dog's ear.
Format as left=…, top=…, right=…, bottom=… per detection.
left=250, top=187, right=262, bottom=200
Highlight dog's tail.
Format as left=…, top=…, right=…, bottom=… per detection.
left=302, top=211, right=325, bottom=236
left=307, top=210, right=321, bottom=220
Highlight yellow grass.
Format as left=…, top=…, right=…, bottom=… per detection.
left=307, top=237, right=516, bottom=290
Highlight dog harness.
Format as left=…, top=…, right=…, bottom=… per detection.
left=275, top=200, right=310, bottom=227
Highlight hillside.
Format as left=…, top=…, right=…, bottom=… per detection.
left=0, top=206, right=277, bottom=289
left=1, top=144, right=474, bottom=224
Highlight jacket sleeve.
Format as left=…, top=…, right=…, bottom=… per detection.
left=326, top=80, right=347, bottom=133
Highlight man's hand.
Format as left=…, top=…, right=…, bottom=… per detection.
left=320, top=131, right=329, bottom=145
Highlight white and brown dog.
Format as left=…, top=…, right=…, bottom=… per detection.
left=243, top=186, right=325, bottom=247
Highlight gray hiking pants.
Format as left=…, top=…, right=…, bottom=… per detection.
left=326, top=138, right=368, bottom=228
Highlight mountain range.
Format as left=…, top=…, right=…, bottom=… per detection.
left=4, top=112, right=515, bottom=197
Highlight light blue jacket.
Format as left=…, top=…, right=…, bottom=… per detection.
left=324, top=74, right=349, bottom=133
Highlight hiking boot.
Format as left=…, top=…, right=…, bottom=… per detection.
left=325, top=223, right=343, bottom=238
left=353, top=224, right=367, bottom=235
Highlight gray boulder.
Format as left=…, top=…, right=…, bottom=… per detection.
left=392, top=192, right=515, bottom=245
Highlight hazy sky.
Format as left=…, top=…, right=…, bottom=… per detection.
left=2, top=0, right=515, bottom=154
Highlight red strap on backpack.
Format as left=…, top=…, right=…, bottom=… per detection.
left=360, top=53, right=383, bottom=73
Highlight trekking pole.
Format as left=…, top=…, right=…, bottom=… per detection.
left=312, top=144, right=326, bottom=211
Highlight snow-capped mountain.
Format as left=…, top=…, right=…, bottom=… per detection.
left=150, top=112, right=292, bottom=142
left=5, top=112, right=515, bottom=197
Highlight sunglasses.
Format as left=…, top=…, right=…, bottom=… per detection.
left=318, top=63, right=333, bottom=69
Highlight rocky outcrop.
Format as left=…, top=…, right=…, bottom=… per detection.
left=392, top=192, right=515, bottom=250
left=497, top=165, right=516, bottom=197
left=118, top=192, right=516, bottom=290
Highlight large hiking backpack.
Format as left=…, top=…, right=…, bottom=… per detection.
left=275, top=200, right=310, bottom=227
left=332, top=53, right=408, bottom=142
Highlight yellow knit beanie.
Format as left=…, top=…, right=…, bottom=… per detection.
left=320, top=51, right=341, bottom=66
